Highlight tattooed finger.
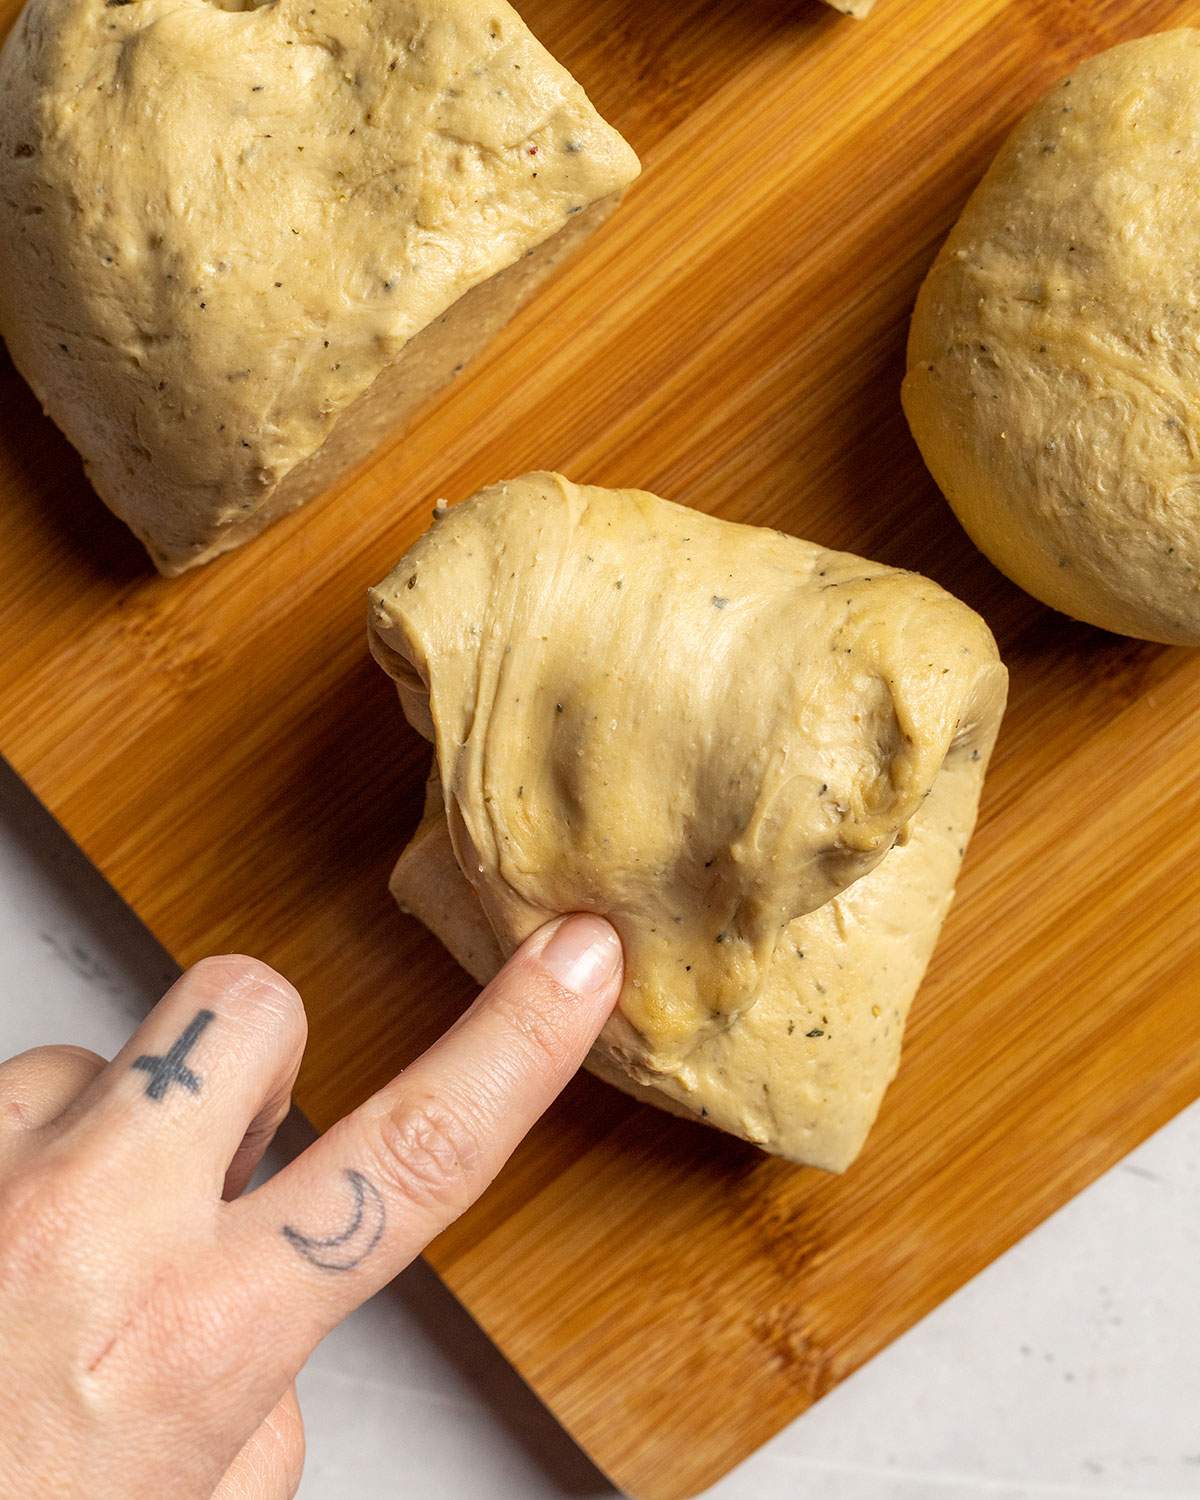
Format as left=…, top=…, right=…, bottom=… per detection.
left=281, top=1170, right=386, bottom=1273
left=132, top=1009, right=215, bottom=1101
left=53, top=957, right=307, bottom=1197
left=222, top=915, right=622, bottom=1360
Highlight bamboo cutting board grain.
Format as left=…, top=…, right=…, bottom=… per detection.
left=2, top=0, right=1199, bottom=1494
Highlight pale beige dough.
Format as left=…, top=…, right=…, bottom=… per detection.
left=824, top=0, right=875, bottom=15
left=904, top=30, right=1200, bottom=645
left=369, top=474, right=1006, bottom=1171
left=0, top=0, right=638, bottom=573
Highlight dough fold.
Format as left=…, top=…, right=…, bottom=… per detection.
left=0, top=0, right=638, bottom=571
left=370, top=474, right=1006, bottom=1170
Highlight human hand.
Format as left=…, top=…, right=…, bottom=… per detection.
left=0, top=914, right=622, bottom=1498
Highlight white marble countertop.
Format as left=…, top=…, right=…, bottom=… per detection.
left=0, top=756, right=1196, bottom=1499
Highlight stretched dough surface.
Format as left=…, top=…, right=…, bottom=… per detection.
left=370, top=475, right=1006, bottom=1170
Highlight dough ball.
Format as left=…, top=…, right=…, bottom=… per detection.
left=904, top=30, right=1200, bottom=645
left=0, top=0, right=637, bottom=572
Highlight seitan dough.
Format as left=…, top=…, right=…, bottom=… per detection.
left=0, top=0, right=638, bottom=573
left=904, top=30, right=1200, bottom=645
left=369, top=474, right=1007, bottom=1171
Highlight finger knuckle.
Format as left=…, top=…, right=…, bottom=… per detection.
left=489, top=978, right=578, bottom=1074
left=0, top=1045, right=106, bottom=1126
left=189, top=954, right=305, bottom=1013
left=0, top=1096, right=29, bottom=1129
left=0, top=1157, right=89, bottom=1281
left=143, top=1282, right=233, bottom=1385
left=33, top=1043, right=107, bottom=1071
left=121, top=1266, right=255, bottom=1400
left=370, top=1093, right=484, bottom=1215
left=188, top=955, right=308, bottom=1046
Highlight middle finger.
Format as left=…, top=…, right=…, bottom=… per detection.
left=57, top=955, right=307, bottom=1198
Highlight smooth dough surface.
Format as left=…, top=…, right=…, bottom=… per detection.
left=370, top=474, right=1006, bottom=1170
left=0, top=0, right=638, bottom=572
left=824, top=0, right=875, bottom=15
left=904, top=30, right=1200, bottom=645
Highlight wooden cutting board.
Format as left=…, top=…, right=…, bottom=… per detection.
left=1, top=0, right=1198, bottom=1493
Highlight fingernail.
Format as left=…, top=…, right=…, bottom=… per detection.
left=539, top=914, right=623, bottom=997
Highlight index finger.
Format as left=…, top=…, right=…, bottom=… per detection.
left=220, top=913, right=622, bottom=1372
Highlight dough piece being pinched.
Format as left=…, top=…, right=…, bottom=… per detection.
left=904, top=31, right=1200, bottom=645
left=369, top=475, right=1006, bottom=1170
left=0, top=0, right=638, bottom=573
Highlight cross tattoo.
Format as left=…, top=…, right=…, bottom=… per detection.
left=132, top=1009, right=215, bottom=1101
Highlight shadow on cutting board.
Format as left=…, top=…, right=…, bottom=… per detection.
left=0, top=351, right=149, bottom=586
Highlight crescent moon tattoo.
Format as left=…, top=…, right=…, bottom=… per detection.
left=281, top=1169, right=386, bottom=1272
